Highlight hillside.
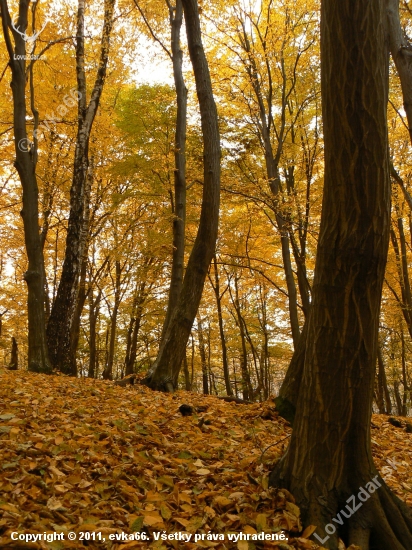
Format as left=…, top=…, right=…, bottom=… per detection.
left=0, top=368, right=411, bottom=549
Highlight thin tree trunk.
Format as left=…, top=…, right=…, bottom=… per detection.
left=197, top=315, right=209, bottom=394
left=229, top=275, right=253, bottom=401
left=69, top=256, right=88, bottom=377
left=237, top=19, right=301, bottom=348
left=210, top=256, right=233, bottom=395
left=275, top=317, right=308, bottom=423
left=183, top=354, right=191, bottom=390
left=88, top=289, right=101, bottom=378
left=142, top=0, right=221, bottom=392
left=9, top=337, right=18, bottom=371
left=394, top=380, right=404, bottom=416
left=390, top=225, right=412, bottom=338
left=46, top=0, right=115, bottom=374
left=377, top=344, right=392, bottom=414
left=160, top=0, right=188, bottom=340
left=401, top=327, right=409, bottom=416
left=0, top=1, right=51, bottom=373
left=103, top=260, right=121, bottom=380
left=125, top=282, right=148, bottom=375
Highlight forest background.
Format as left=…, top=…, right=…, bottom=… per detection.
left=0, top=0, right=410, bottom=416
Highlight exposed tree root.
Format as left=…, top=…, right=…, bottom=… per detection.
left=269, top=469, right=412, bottom=550
left=140, top=373, right=175, bottom=393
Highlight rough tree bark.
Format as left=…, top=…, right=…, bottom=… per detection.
left=46, top=0, right=115, bottom=375
left=142, top=0, right=220, bottom=392
left=270, top=1, right=412, bottom=548
left=277, top=0, right=412, bottom=427
left=0, top=0, right=51, bottom=373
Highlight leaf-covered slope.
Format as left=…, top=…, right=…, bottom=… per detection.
left=0, top=368, right=410, bottom=549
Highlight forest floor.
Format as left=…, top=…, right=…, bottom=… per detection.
left=0, top=368, right=411, bottom=550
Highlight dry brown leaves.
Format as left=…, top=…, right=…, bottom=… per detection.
left=0, top=368, right=410, bottom=550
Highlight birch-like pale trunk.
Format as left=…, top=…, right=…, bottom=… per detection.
left=46, top=0, right=115, bottom=374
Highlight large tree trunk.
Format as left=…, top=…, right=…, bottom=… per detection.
left=0, top=0, right=51, bottom=373
left=270, top=1, right=412, bottom=549
left=46, top=0, right=115, bottom=375
left=142, top=0, right=220, bottom=392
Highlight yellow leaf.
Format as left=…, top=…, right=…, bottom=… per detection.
left=49, top=465, right=65, bottom=478
left=204, top=506, right=216, bottom=518
left=78, top=479, right=92, bottom=488
left=47, top=497, right=64, bottom=511
left=143, top=512, right=163, bottom=526
left=301, top=525, right=317, bottom=538
left=0, top=503, right=19, bottom=513
left=54, top=484, right=68, bottom=494
left=179, top=492, right=192, bottom=504
left=256, top=513, right=267, bottom=531
left=213, top=496, right=232, bottom=509
left=286, top=501, right=300, bottom=517
left=196, top=468, right=211, bottom=475
left=160, top=502, right=172, bottom=520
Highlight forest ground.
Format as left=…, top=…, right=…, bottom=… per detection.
left=0, top=368, right=411, bottom=550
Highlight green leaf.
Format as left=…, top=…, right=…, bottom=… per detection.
left=130, top=517, right=144, bottom=532
left=157, top=475, right=174, bottom=488
left=0, top=414, right=15, bottom=421
left=113, top=419, right=129, bottom=430
left=177, top=451, right=192, bottom=459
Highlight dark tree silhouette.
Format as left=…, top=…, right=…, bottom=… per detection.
left=270, top=1, right=412, bottom=548
left=142, top=0, right=220, bottom=391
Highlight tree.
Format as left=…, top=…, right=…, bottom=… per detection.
left=143, top=0, right=221, bottom=391
left=0, top=0, right=51, bottom=373
left=46, top=0, right=116, bottom=375
left=269, top=1, right=412, bottom=549
left=133, top=0, right=188, bottom=342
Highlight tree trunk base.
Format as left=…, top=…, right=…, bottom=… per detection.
left=269, top=468, right=412, bottom=550
left=140, top=373, right=175, bottom=393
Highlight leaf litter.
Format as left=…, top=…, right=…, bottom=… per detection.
left=0, top=368, right=410, bottom=550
